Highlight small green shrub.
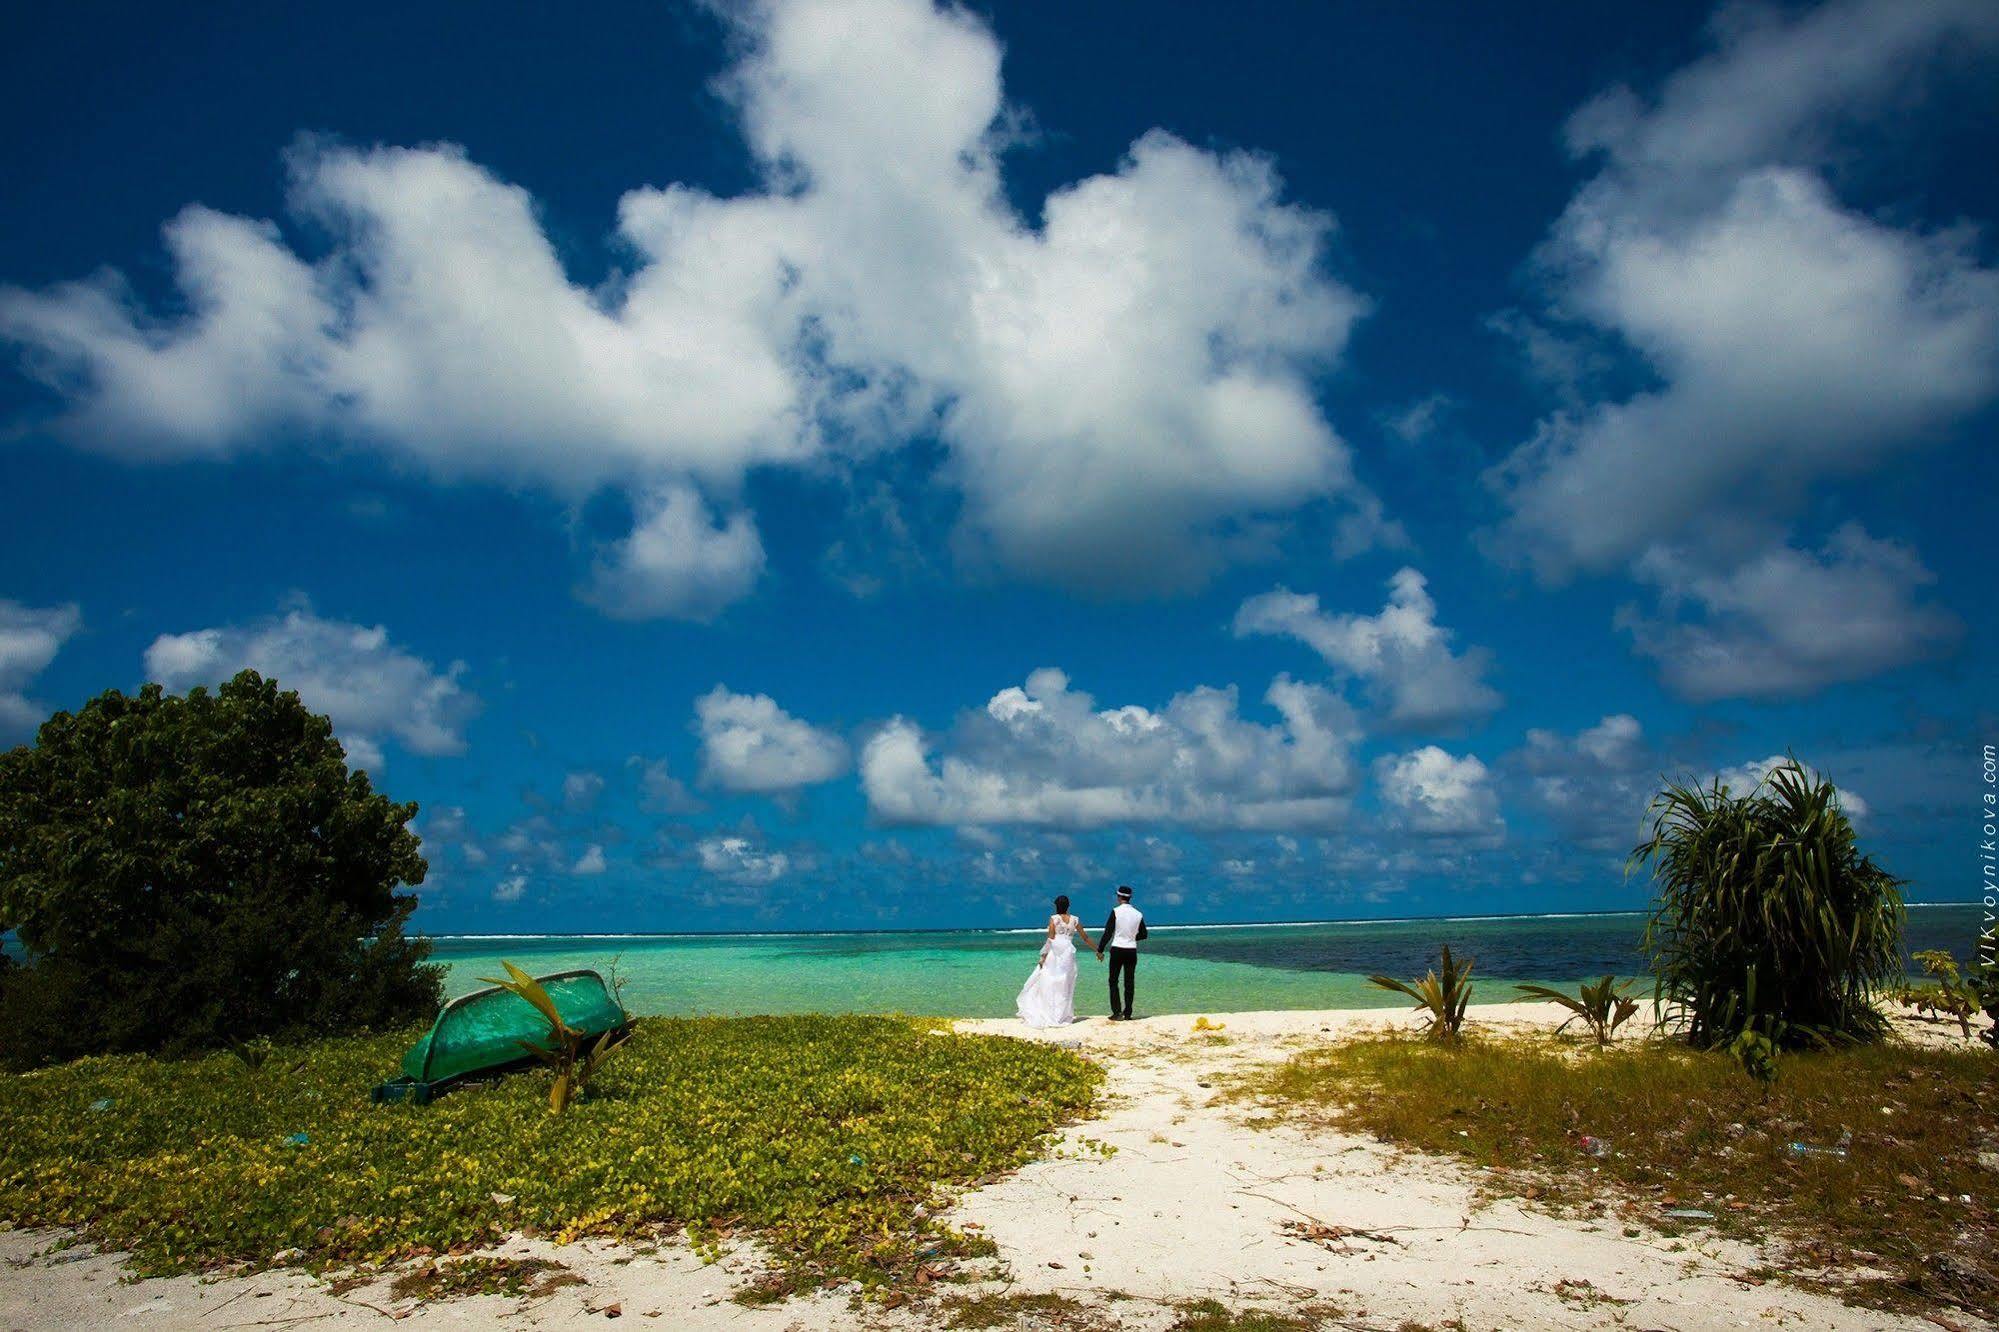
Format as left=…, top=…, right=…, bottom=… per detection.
left=1971, top=954, right=1999, bottom=1047
left=1890, top=950, right=1983, bottom=1039
left=1724, top=1024, right=1779, bottom=1091
left=941, top=1290, right=1093, bottom=1327
left=1169, top=1298, right=1320, bottom=1331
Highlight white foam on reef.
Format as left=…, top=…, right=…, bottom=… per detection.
left=422, top=908, right=1668, bottom=943
left=420, top=903, right=1971, bottom=944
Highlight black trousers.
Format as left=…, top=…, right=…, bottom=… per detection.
left=1106, top=947, right=1137, bottom=1017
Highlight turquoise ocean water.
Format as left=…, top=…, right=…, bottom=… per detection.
left=428, top=902, right=1989, bottom=1019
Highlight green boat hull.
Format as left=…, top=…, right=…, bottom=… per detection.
left=373, top=968, right=629, bottom=1104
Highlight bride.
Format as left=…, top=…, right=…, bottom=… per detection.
left=1016, top=894, right=1100, bottom=1027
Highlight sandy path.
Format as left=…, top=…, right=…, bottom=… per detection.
left=1, top=1003, right=1984, bottom=1331
left=943, top=1002, right=1986, bottom=1330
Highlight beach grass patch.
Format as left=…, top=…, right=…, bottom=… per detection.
left=0, top=1014, right=1099, bottom=1296
left=1169, top=1297, right=1321, bottom=1331
left=1243, top=1034, right=1996, bottom=1315
left=386, top=1255, right=579, bottom=1301
left=941, top=1289, right=1096, bottom=1327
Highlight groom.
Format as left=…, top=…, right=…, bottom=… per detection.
left=1096, top=884, right=1147, bottom=1020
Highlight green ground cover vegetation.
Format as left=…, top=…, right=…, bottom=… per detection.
left=0, top=1013, right=1099, bottom=1293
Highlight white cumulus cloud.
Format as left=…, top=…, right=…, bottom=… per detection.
left=143, top=607, right=476, bottom=766
left=1516, top=714, right=1654, bottom=852
left=1234, top=568, right=1500, bottom=728
left=860, top=667, right=1360, bottom=831
left=630, top=755, right=702, bottom=814
left=1707, top=755, right=1868, bottom=819
left=562, top=770, right=606, bottom=811
left=695, top=686, right=850, bottom=794
left=697, top=835, right=790, bottom=886
left=1375, top=745, right=1504, bottom=839
left=0, top=600, right=81, bottom=739
left=582, top=484, right=767, bottom=622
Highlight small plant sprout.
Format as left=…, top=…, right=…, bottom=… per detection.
left=1725, top=1025, right=1780, bottom=1093
left=479, top=961, right=632, bottom=1113
left=1516, top=975, right=1641, bottom=1047
left=1369, top=945, right=1474, bottom=1041
left=1892, top=949, right=1981, bottom=1039
left=1970, top=956, right=1999, bottom=1048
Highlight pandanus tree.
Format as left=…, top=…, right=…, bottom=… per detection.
left=1630, top=758, right=1904, bottom=1049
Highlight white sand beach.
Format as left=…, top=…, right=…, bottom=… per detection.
left=2, top=1002, right=1986, bottom=1332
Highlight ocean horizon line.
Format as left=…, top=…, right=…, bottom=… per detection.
left=419, top=899, right=1977, bottom=944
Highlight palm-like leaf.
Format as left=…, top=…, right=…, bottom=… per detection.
left=583, top=1026, right=631, bottom=1079
left=479, top=962, right=573, bottom=1038
left=479, top=961, right=631, bottom=1113
left=1516, top=975, right=1639, bottom=1046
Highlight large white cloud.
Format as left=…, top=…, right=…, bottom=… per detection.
left=1374, top=745, right=1503, bottom=839
left=1234, top=568, right=1500, bottom=728
left=0, top=0, right=1377, bottom=603
left=1617, top=524, right=1960, bottom=700
left=1487, top=0, right=1999, bottom=578
left=144, top=607, right=476, bottom=766
left=694, top=685, right=850, bottom=794
left=0, top=146, right=810, bottom=485
left=0, top=600, right=81, bottom=739
left=860, top=667, right=1360, bottom=831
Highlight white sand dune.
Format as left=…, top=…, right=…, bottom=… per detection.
left=1, top=1002, right=1984, bottom=1330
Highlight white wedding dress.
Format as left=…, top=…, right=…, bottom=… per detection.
left=1016, top=914, right=1082, bottom=1027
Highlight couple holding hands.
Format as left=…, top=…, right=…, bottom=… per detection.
left=1015, top=884, right=1147, bottom=1027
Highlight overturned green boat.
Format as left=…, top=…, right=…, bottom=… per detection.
left=373, top=968, right=631, bottom=1105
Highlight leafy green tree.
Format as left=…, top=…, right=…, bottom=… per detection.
left=0, top=670, right=441, bottom=1065
left=1631, top=758, right=1903, bottom=1049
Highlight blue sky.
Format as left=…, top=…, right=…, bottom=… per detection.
left=1, top=0, right=1994, bottom=933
